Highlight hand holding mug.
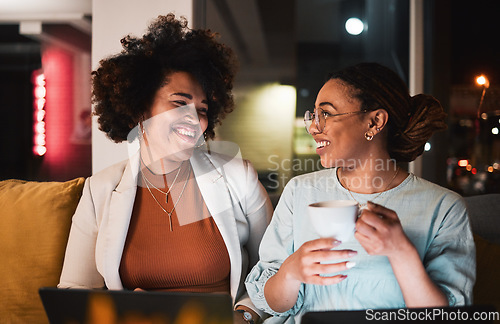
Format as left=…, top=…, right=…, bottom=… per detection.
left=355, top=201, right=413, bottom=259
left=280, top=238, right=357, bottom=286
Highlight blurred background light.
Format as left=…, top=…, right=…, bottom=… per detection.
left=32, top=70, right=46, bottom=156
left=345, top=17, right=364, bottom=35
left=475, top=74, right=490, bottom=87
left=33, top=145, right=47, bottom=156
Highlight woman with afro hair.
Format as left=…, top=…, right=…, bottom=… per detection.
left=58, top=14, right=272, bottom=324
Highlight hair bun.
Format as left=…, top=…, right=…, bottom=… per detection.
left=389, top=94, right=447, bottom=162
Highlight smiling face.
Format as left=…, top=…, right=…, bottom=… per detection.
left=311, top=78, right=372, bottom=168
left=141, top=71, right=209, bottom=165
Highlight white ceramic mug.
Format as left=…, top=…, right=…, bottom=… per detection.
left=308, top=200, right=359, bottom=242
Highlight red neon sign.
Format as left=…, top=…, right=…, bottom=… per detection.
left=32, top=70, right=46, bottom=156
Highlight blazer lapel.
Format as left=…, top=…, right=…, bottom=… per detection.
left=101, top=153, right=140, bottom=289
left=190, top=148, right=242, bottom=302
left=190, top=149, right=233, bottom=215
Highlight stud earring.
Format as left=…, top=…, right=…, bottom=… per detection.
left=365, top=131, right=374, bottom=141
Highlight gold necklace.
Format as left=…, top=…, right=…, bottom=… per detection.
left=339, top=167, right=399, bottom=208
left=141, top=163, right=191, bottom=231
left=140, top=158, right=183, bottom=203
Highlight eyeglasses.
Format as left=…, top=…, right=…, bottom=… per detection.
left=304, top=108, right=367, bottom=134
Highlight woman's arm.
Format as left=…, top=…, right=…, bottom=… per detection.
left=232, top=160, right=273, bottom=321
left=245, top=176, right=356, bottom=316
left=355, top=201, right=448, bottom=307
left=264, top=238, right=357, bottom=313
left=386, top=241, right=448, bottom=307
left=242, top=159, right=273, bottom=267
left=58, top=178, right=104, bottom=289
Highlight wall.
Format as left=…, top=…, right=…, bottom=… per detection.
left=216, top=83, right=296, bottom=193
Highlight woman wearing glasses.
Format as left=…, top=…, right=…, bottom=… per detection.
left=245, top=63, right=475, bottom=323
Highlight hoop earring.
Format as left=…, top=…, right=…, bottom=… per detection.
left=365, top=131, right=374, bottom=141
left=195, top=132, right=208, bottom=148
left=139, top=120, right=148, bottom=146
left=138, top=120, right=145, bottom=136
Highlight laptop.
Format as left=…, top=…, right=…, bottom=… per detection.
left=301, top=305, right=498, bottom=323
left=39, top=287, right=233, bottom=324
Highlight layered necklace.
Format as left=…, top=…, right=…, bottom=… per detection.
left=338, top=166, right=399, bottom=208
left=140, top=159, right=191, bottom=231
left=140, top=159, right=183, bottom=203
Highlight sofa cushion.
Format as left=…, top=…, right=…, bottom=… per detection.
left=0, top=178, right=85, bottom=324
left=465, top=194, right=500, bottom=245
left=473, top=234, right=500, bottom=311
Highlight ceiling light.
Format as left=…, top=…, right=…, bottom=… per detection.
left=345, top=18, right=364, bottom=36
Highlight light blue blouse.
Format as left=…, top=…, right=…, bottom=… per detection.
left=245, top=168, right=475, bottom=324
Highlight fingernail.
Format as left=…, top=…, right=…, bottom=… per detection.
left=346, top=261, right=356, bottom=269
left=348, top=250, right=358, bottom=257
left=333, top=240, right=342, bottom=245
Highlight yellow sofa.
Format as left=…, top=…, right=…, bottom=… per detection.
left=0, top=178, right=85, bottom=324
left=0, top=178, right=498, bottom=323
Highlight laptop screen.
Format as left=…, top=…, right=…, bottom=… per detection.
left=39, top=287, right=233, bottom=324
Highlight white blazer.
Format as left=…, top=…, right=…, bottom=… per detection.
left=58, top=145, right=273, bottom=314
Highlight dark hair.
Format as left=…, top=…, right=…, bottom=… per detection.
left=327, top=62, right=447, bottom=162
left=92, top=13, right=237, bottom=142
